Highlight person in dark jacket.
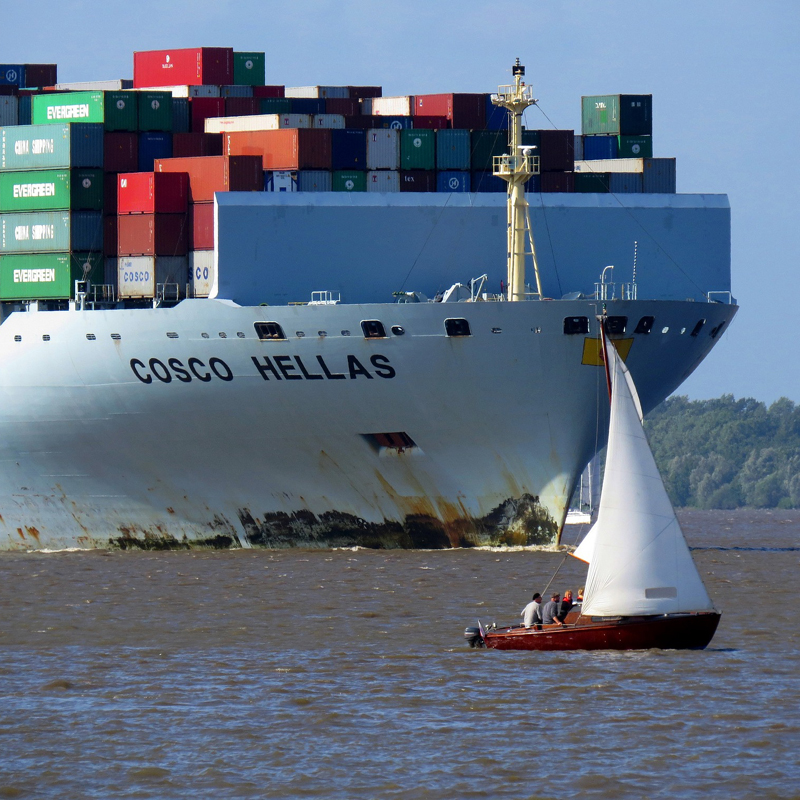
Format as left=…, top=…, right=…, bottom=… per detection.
left=540, top=593, right=564, bottom=626
left=556, top=590, right=574, bottom=622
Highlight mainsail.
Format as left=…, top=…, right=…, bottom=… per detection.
left=581, top=339, right=714, bottom=617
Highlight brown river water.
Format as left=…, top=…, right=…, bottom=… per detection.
left=0, top=509, right=797, bottom=799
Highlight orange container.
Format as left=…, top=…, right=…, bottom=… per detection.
left=154, top=155, right=263, bottom=202
left=222, top=128, right=331, bottom=170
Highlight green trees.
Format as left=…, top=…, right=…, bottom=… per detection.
left=645, top=396, right=800, bottom=508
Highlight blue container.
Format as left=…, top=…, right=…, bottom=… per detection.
left=484, top=95, right=509, bottom=131
left=331, top=129, right=367, bottom=170
left=642, top=157, right=676, bottom=193
left=172, top=98, right=190, bottom=134
left=583, top=135, right=618, bottom=160
left=437, top=171, right=470, bottom=193
left=138, top=132, right=173, bottom=172
left=0, top=65, right=24, bottom=86
left=297, top=170, right=332, bottom=192
left=371, top=116, right=414, bottom=130
left=436, top=129, right=471, bottom=170
left=608, top=173, right=642, bottom=193
left=471, top=171, right=506, bottom=192
left=289, top=98, right=326, bottom=114
left=221, top=85, right=254, bottom=98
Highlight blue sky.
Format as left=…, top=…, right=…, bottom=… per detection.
left=3, top=0, right=798, bottom=403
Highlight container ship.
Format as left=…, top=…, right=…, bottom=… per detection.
left=0, top=50, right=736, bottom=551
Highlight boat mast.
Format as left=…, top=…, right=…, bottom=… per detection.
left=492, top=58, right=542, bottom=302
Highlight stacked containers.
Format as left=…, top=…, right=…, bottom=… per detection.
left=363, top=128, right=398, bottom=192
left=436, top=128, right=470, bottom=191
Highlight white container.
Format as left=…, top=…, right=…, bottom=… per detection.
left=285, top=86, right=349, bottom=99
left=136, top=85, right=220, bottom=98
left=205, top=113, right=311, bottom=133
left=0, top=96, right=18, bottom=127
left=365, top=96, right=413, bottom=116
left=574, top=158, right=644, bottom=173
left=266, top=171, right=298, bottom=192
left=118, top=256, right=188, bottom=299
left=189, top=250, right=215, bottom=298
left=311, top=114, right=345, bottom=129
left=366, top=129, right=399, bottom=170
left=367, top=171, right=400, bottom=192
left=54, top=80, right=133, bottom=91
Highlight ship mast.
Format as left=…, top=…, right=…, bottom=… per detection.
left=492, top=59, right=542, bottom=302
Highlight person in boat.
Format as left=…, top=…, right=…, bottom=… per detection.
left=521, top=593, right=542, bottom=628
left=576, top=587, right=584, bottom=603
left=556, top=590, right=574, bottom=622
left=540, top=593, right=565, bottom=626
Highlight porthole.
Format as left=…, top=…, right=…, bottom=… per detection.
left=606, top=316, right=627, bottom=335
left=167, top=332, right=179, bottom=339
left=201, top=332, right=210, bottom=339
left=341, top=330, right=351, bottom=336
left=219, top=332, right=227, bottom=339
left=111, top=333, right=121, bottom=341
left=531, top=327, right=541, bottom=333
left=86, top=333, right=96, bottom=341
left=444, top=318, right=471, bottom=337
left=680, top=327, right=686, bottom=335
left=13, top=335, right=21, bottom=342
left=661, top=326, right=669, bottom=334
left=318, top=331, right=328, bottom=337
left=42, top=334, right=50, bottom=342
left=690, top=319, right=706, bottom=337
left=709, top=321, right=726, bottom=339
left=361, top=320, right=386, bottom=339
left=634, top=316, right=654, bottom=335
left=237, top=332, right=246, bottom=339
left=255, top=322, right=286, bottom=341
left=391, top=325, right=405, bottom=336
left=491, top=327, right=502, bottom=334
left=563, top=316, right=589, bottom=335
left=296, top=331, right=306, bottom=338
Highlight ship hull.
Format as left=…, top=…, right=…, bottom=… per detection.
left=0, top=297, right=736, bottom=550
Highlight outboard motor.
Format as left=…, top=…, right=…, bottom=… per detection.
left=464, top=626, right=485, bottom=648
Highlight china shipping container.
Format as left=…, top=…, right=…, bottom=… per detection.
left=581, top=95, right=652, bottom=136
left=117, top=255, right=188, bottom=298
left=348, top=86, right=381, bottom=99
left=436, top=129, right=470, bottom=170
left=288, top=98, right=325, bottom=115
left=189, top=250, right=215, bottom=296
left=0, top=65, right=25, bottom=86
left=104, top=132, right=138, bottom=172
left=367, top=171, right=399, bottom=192
left=538, top=130, right=574, bottom=172
left=332, top=170, right=366, bottom=192
left=172, top=132, right=223, bottom=158
left=311, top=114, right=345, bottom=129
left=470, top=130, right=507, bottom=171
left=330, top=129, right=366, bottom=170
left=400, top=129, right=435, bottom=170
left=399, top=171, right=436, bottom=192
left=190, top=202, right=214, bottom=249
left=252, top=86, right=285, bottom=99
left=608, top=173, right=642, bottom=193
left=138, top=132, right=173, bottom=171
left=0, top=124, right=104, bottom=171
left=191, top=97, right=225, bottom=132
left=583, top=135, right=618, bottom=160
left=286, top=86, right=349, bottom=99
left=296, top=170, right=332, bottom=192
left=471, top=171, right=506, bottom=193
left=0, top=251, right=102, bottom=300
left=0, top=168, right=104, bottom=212
left=118, top=213, right=188, bottom=256
left=618, top=135, right=653, bottom=159
left=365, top=96, right=413, bottom=116
left=540, top=172, right=575, bottom=192
left=233, top=52, right=266, bottom=86
left=22, top=65, right=57, bottom=87
left=133, top=48, right=234, bottom=88
left=324, top=98, right=359, bottom=117
left=118, top=172, right=189, bottom=215
left=138, top=91, right=173, bottom=131
left=264, top=171, right=297, bottom=192
left=154, top=155, right=263, bottom=201
left=642, top=158, right=676, bottom=193
left=366, top=129, right=399, bottom=170
left=221, top=85, right=254, bottom=98
left=205, top=113, right=311, bottom=133
left=0, top=96, right=18, bottom=126
left=54, top=80, right=132, bottom=91
left=224, top=97, right=260, bottom=117
left=574, top=173, right=610, bottom=193
left=0, top=210, right=103, bottom=253
left=414, top=94, right=486, bottom=129
left=222, top=129, right=332, bottom=171
left=436, top=171, right=470, bottom=193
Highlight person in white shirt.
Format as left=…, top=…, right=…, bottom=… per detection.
left=521, top=592, right=542, bottom=628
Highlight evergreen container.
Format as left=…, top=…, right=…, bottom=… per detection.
left=0, top=251, right=103, bottom=300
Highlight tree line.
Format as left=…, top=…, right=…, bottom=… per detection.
left=644, top=395, right=800, bottom=508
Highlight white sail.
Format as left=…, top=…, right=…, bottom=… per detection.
left=571, top=522, right=598, bottom=564
left=581, top=339, right=714, bottom=617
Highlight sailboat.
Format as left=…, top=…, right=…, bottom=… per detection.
left=474, top=327, right=721, bottom=651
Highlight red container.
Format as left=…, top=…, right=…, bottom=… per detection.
left=104, top=132, right=139, bottom=173
left=540, top=171, right=575, bottom=193
left=222, top=129, right=331, bottom=170
left=24, top=64, right=57, bottom=87
left=118, top=172, right=190, bottom=215
left=118, top=213, right=189, bottom=256
left=412, top=116, right=450, bottom=130
left=348, top=86, right=382, bottom=99
left=104, top=215, right=117, bottom=257
left=172, top=132, right=223, bottom=158
left=538, top=129, right=574, bottom=172
left=252, top=85, right=285, bottom=99
left=191, top=96, right=225, bottom=133
left=413, top=93, right=486, bottom=129
left=325, top=98, right=360, bottom=117
left=399, top=171, right=436, bottom=192
left=154, top=155, right=263, bottom=201
left=224, top=97, right=260, bottom=117
left=191, top=202, right=214, bottom=250
left=133, top=47, right=233, bottom=88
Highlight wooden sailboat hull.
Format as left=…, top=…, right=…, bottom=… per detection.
left=482, top=611, right=721, bottom=651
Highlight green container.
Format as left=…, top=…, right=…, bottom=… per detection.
left=617, top=135, right=652, bottom=159
left=103, top=91, right=138, bottom=131
left=137, top=91, right=173, bottom=132
left=332, top=171, right=366, bottom=192
left=0, top=252, right=103, bottom=300
left=581, top=94, right=652, bottom=136
left=400, top=129, right=435, bottom=170
left=0, top=169, right=104, bottom=212
left=470, top=130, right=507, bottom=171
left=259, top=98, right=291, bottom=114
left=234, top=52, right=266, bottom=86
left=33, top=91, right=105, bottom=125
left=0, top=211, right=102, bottom=254
left=574, top=173, right=610, bottom=193
left=0, top=123, right=104, bottom=171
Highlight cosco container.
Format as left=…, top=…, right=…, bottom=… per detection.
left=436, top=129, right=470, bottom=170
left=286, top=86, right=349, bottom=99
left=222, top=129, right=332, bottom=171
left=583, top=135, right=618, bottom=160
left=233, top=52, right=266, bottom=86
left=331, top=129, right=366, bottom=170
left=581, top=95, right=652, bottom=136
left=117, top=213, right=189, bottom=256
left=296, top=170, right=332, bottom=192
left=366, top=129, right=399, bottom=170
left=436, top=171, right=470, bottom=193
left=608, top=173, right=642, bottom=193
left=311, top=114, right=345, bottom=129
left=259, top=98, right=292, bottom=115
left=104, top=132, right=138, bottom=173
left=138, top=91, right=173, bottom=132
left=191, top=97, right=225, bottom=133
left=470, top=130, right=507, bottom=171
left=133, top=48, right=233, bottom=88
left=573, top=135, right=584, bottom=161
left=172, top=132, right=222, bottom=158
left=414, top=94, right=486, bottom=129
left=332, top=171, right=366, bottom=192
left=0, top=169, right=104, bottom=212
left=154, top=155, right=263, bottom=201
left=364, top=96, right=413, bottom=116
left=205, top=114, right=311, bottom=133
left=366, top=171, right=399, bottom=192
left=190, top=202, right=214, bottom=249
left=0, top=251, right=103, bottom=300
left=117, top=255, right=188, bottom=298
left=642, top=158, right=676, bottom=193
left=138, top=132, right=173, bottom=171
left=189, top=250, right=215, bottom=297
left=0, top=210, right=103, bottom=253
left=118, top=172, right=189, bottom=215
left=265, top=171, right=297, bottom=192
left=0, top=96, right=18, bottom=126
left=400, top=129, right=435, bottom=170
left=471, top=171, right=506, bottom=193
left=618, top=135, right=653, bottom=159
left=0, top=123, right=104, bottom=171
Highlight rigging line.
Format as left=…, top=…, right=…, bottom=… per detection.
left=541, top=553, right=570, bottom=598
left=398, top=192, right=455, bottom=293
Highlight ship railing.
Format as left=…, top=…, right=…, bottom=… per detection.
left=155, top=283, right=181, bottom=307
left=89, top=284, right=116, bottom=305
left=707, top=291, right=733, bottom=304
left=493, top=85, right=535, bottom=104
left=593, top=281, right=638, bottom=301
left=492, top=153, right=540, bottom=178
left=309, top=291, right=341, bottom=305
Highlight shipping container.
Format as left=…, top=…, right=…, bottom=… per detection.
left=222, top=129, right=332, bottom=171
left=0, top=210, right=103, bottom=253
left=411, top=116, right=450, bottom=130
left=0, top=86, right=17, bottom=96
left=137, top=91, right=173, bottom=131
left=296, top=170, right=332, bottom=192
left=540, top=171, right=575, bottom=192
left=0, top=168, right=104, bottom=212
left=366, top=129, right=399, bottom=170
left=172, top=132, right=222, bottom=158
left=133, top=48, right=233, bottom=88
left=252, top=86, right=285, bottom=99
left=484, top=95, right=509, bottom=131
left=104, top=256, right=117, bottom=286
left=400, top=129, right=435, bottom=170
left=324, top=98, right=359, bottom=117
left=311, top=114, right=345, bottom=129
left=286, top=86, right=349, bottom=99
left=154, top=155, right=264, bottom=201
left=0, top=96, right=18, bottom=126
left=189, top=249, right=215, bottom=296
left=642, top=157, right=676, bottom=193
left=573, top=135, right=584, bottom=162
left=332, top=171, right=366, bottom=192
left=414, top=93, right=486, bottom=129
left=23, top=65, right=57, bottom=88
left=366, top=171, right=399, bottom=192
left=259, top=98, right=292, bottom=115
left=330, top=129, right=366, bottom=170
left=0, top=123, right=104, bottom=171
left=344, top=115, right=413, bottom=130
left=205, top=113, right=310, bottom=133
left=581, top=94, right=652, bottom=136
left=574, top=173, right=610, bottom=193
left=288, top=98, right=326, bottom=115
left=470, top=130, right=507, bottom=171
left=103, top=215, right=117, bottom=257
left=118, top=172, right=189, bottom=215
left=104, top=132, right=138, bottom=173
left=32, top=91, right=104, bottom=125
left=138, top=132, right=173, bottom=171
left=471, top=171, right=506, bottom=193
left=171, top=98, right=190, bottom=132
left=265, top=171, right=297, bottom=192
left=0, top=65, right=25, bottom=86
left=0, top=251, right=102, bottom=300
left=436, top=129, right=471, bottom=170
left=618, top=135, right=653, bottom=159
left=117, top=255, right=188, bottom=298
left=118, top=213, right=188, bottom=256
left=399, top=171, right=436, bottom=192
left=364, top=96, right=413, bottom=116
left=608, top=173, right=642, bottom=193
left=538, top=129, right=574, bottom=172
left=583, top=135, right=618, bottom=160
left=436, top=171, right=470, bottom=193
left=224, top=97, right=260, bottom=117
left=190, top=202, right=214, bottom=249
left=54, top=80, right=133, bottom=91
left=138, top=84, right=221, bottom=98
left=220, top=85, right=254, bottom=98
left=104, top=91, right=138, bottom=131
left=191, top=97, right=225, bottom=133
left=104, top=173, right=118, bottom=212
left=574, top=159, right=644, bottom=173
left=233, top=52, right=266, bottom=86
left=17, top=95, right=31, bottom=125
left=348, top=86, right=381, bottom=99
